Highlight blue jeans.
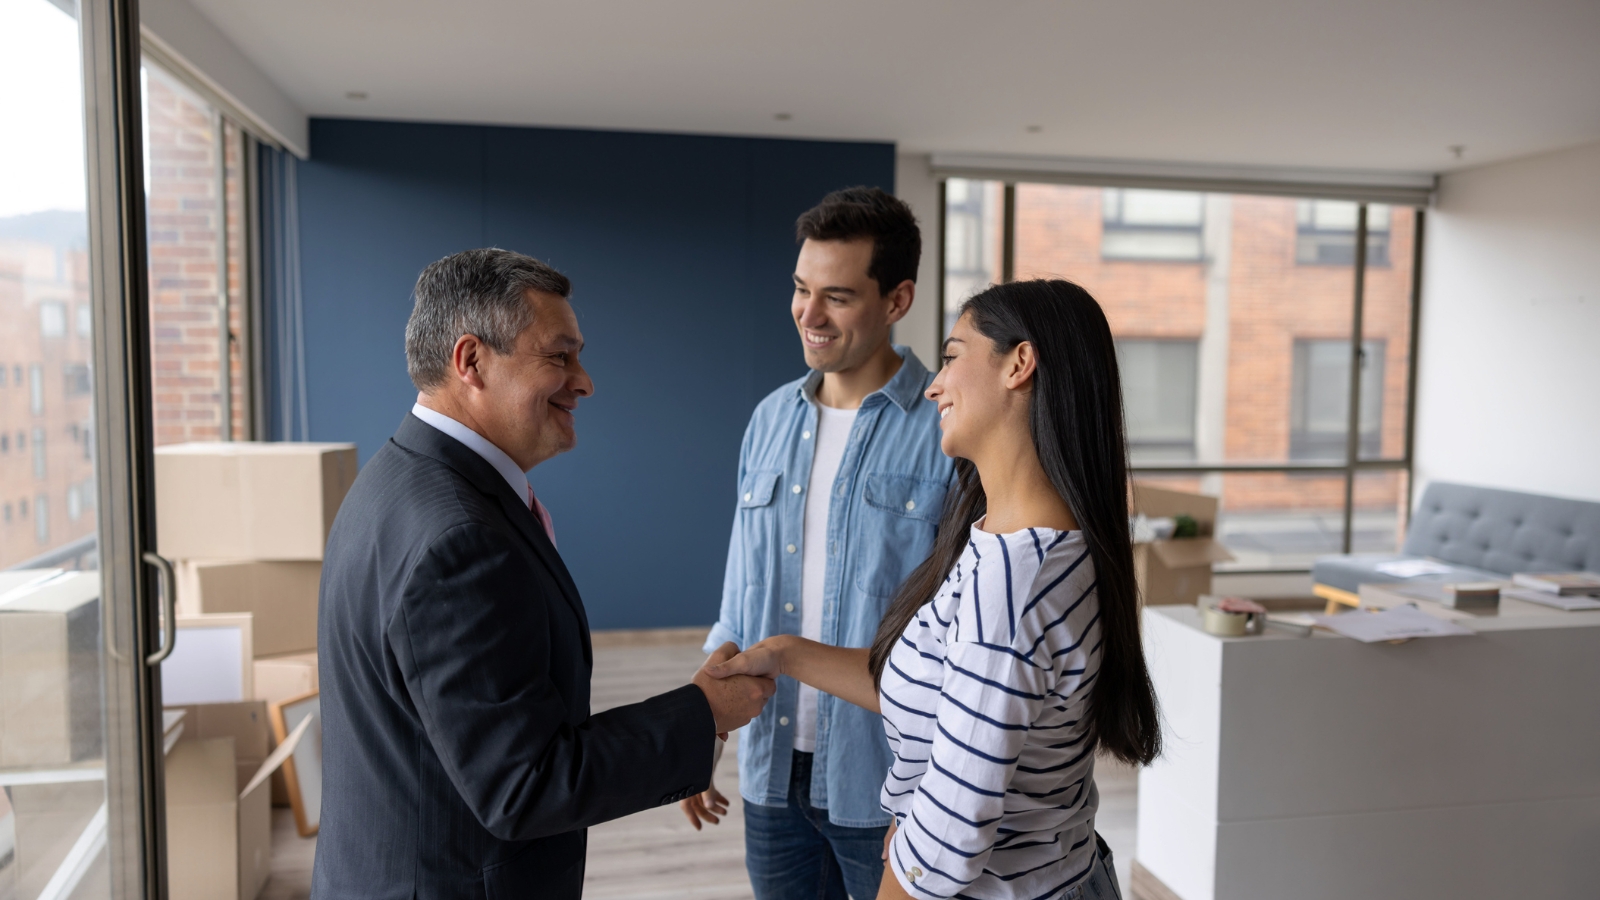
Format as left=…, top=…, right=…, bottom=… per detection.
left=1068, top=833, right=1124, bottom=900
left=744, top=751, right=887, bottom=900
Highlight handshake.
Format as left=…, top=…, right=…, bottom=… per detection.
left=691, top=641, right=782, bottom=736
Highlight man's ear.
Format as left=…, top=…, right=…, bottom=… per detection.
left=884, top=279, right=915, bottom=327
left=451, top=334, right=487, bottom=391
left=1004, top=341, right=1037, bottom=391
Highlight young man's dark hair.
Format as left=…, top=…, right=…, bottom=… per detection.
left=794, top=186, right=921, bottom=296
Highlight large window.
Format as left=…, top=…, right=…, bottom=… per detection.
left=947, top=182, right=1420, bottom=569
left=142, top=63, right=251, bottom=444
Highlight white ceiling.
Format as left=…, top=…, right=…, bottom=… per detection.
left=187, top=0, right=1600, bottom=174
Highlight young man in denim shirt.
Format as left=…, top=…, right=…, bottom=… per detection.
left=683, top=188, right=953, bottom=899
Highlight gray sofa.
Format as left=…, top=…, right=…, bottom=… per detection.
left=1312, top=481, right=1600, bottom=596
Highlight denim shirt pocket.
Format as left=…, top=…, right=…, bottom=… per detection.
left=855, top=472, right=947, bottom=598
left=740, top=470, right=781, bottom=508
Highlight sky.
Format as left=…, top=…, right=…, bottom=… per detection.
left=0, top=0, right=88, bottom=218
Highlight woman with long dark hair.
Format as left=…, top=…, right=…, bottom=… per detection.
left=707, top=279, right=1161, bottom=899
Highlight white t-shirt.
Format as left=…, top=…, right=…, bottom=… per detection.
left=794, top=403, right=857, bottom=752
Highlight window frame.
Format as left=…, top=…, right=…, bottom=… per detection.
left=939, top=183, right=1426, bottom=567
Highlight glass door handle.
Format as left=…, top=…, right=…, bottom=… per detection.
left=143, top=551, right=178, bottom=666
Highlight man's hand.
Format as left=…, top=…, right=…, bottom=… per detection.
left=693, top=642, right=776, bottom=734
left=701, top=635, right=788, bottom=681
left=679, top=782, right=730, bottom=831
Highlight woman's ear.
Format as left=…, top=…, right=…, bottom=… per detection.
left=1004, top=341, right=1037, bottom=391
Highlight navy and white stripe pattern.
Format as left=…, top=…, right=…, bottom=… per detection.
left=879, top=524, right=1102, bottom=899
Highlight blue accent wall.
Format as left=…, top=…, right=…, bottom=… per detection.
left=294, top=118, right=895, bottom=630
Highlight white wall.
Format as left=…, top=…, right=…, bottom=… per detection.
left=893, top=152, right=943, bottom=368
left=1414, top=139, right=1600, bottom=502
left=141, top=0, right=308, bottom=156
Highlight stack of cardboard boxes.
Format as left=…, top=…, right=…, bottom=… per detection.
left=155, top=442, right=357, bottom=900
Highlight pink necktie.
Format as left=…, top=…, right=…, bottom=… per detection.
left=528, top=485, right=556, bottom=548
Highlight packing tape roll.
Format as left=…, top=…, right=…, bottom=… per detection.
left=1201, top=604, right=1249, bottom=636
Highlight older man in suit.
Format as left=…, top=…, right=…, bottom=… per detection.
left=313, top=248, right=775, bottom=899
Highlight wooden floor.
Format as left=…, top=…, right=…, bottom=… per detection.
left=260, top=631, right=1145, bottom=899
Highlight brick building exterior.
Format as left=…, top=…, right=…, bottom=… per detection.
left=1009, top=184, right=1414, bottom=523
left=0, top=69, right=243, bottom=567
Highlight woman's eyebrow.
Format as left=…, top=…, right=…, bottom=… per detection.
left=942, top=337, right=964, bottom=352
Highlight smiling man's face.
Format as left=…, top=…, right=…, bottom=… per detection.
left=473, top=290, right=593, bottom=470
left=790, top=238, right=895, bottom=374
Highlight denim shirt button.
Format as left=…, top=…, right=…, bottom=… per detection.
left=779, top=717, right=790, bottom=726
left=785, top=602, right=795, bottom=612
left=792, top=484, right=802, bottom=494
left=786, top=544, right=796, bottom=553
left=802, top=431, right=811, bottom=440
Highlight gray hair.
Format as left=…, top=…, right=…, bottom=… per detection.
left=405, top=248, right=571, bottom=391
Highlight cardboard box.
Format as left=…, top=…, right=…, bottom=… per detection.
left=8, top=778, right=105, bottom=899
left=168, top=700, right=272, bottom=794
left=0, top=571, right=103, bottom=767
left=176, top=560, right=320, bottom=656
left=155, top=442, right=358, bottom=560
left=254, top=651, right=318, bottom=706
left=1132, top=483, right=1235, bottom=606
left=166, top=728, right=299, bottom=900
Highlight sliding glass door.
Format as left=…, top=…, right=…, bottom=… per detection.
left=2, top=0, right=168, bottom=896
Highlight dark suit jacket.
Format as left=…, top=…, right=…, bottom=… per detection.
left=312, top=414, right=715, bottom=899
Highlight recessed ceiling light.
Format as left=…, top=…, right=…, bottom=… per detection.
left=346, top=91, right=369, bottom=101
left=774, top=112, right=792, bottom=121
left=1026, top=124, right=1042, bottom=133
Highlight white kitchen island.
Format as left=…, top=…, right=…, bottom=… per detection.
left=1134, top=601, right=1600, bottom=900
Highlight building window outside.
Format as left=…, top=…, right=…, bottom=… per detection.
left=1296, top=200, right=1391, bottom=266
left=32, top=427, right=46, bottom=479
left=67, top=483, right=80, bottom=521
left=29, top=364, right=43, bottom=414
left=39, top=300, right=67, bottom=337
left=1289, top=339, right=1385, bottom=461
left=63, top=362, right=90, bottom=395
left=75, top=303, right=91, bottom=337
left=34, top=494, right=48, bottom=543
left=1117, top=339, right=1200, bottom=462
left=1101, top=188, right=1205, bottom=262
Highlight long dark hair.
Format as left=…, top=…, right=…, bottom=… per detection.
left=868, top=279, right=1161, bottom=766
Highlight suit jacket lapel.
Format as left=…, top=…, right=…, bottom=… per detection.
left=392, top=414, right=592, bottom=660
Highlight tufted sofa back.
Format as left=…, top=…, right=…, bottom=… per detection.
left=1405, top=482, right=1600, bottom=576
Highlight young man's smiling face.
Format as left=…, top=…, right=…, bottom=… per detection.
left=790, top=237, right=897, bottom=374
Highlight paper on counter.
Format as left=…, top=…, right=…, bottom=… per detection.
left=1313, top=605, right=1475, bottom=642
left=1374, top=559, right=1455, bottom=578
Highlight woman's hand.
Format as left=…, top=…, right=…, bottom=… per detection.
left=679, top=782, right=730, bottom=831
left=703, top=635, right=791, bottom=680
left=877, top=819, right=915, bottom=899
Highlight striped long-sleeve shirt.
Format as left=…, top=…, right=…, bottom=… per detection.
left=879, top=523, right=1102, bottom=899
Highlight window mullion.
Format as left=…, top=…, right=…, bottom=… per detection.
left=1340, top=204, right=1370, bottom=553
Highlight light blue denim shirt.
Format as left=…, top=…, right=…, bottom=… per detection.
left=705, top=345, right=954, bottom=827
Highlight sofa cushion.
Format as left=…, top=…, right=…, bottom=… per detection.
left=1403, top=482, right=1600, bottom=575
left=1311, top=553, right=1499, bottom=595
